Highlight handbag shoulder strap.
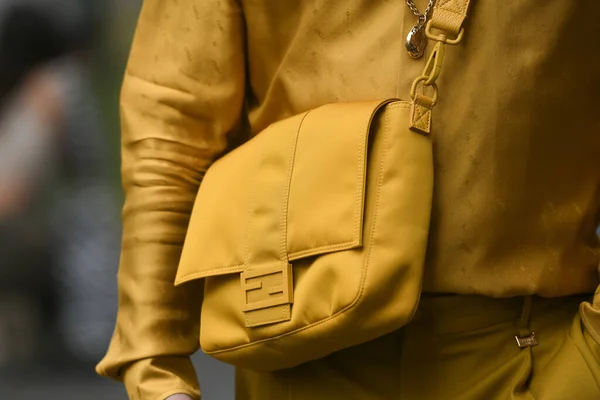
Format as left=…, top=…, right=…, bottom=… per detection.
left=430, top=0, right=472, bottom=38
left=408, top=0, right=473, bottom=135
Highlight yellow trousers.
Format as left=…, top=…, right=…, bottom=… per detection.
left=236, top=295, right=600, bottom=399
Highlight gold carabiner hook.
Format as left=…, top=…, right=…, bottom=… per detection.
left=422, top=41, right=445, bottom=86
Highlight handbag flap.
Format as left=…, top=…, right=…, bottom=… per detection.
left=175, top=99, right=395, bottom=285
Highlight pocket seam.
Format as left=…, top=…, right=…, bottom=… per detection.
left=567, top=330, right=600, bottom=393
left=580, top=302, right=600, bottom=347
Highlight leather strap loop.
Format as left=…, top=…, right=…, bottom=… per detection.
left=430, top=0, right=472, bottom=37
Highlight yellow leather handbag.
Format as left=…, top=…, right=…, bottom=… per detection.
left=175, top=0, right=471, bottom=372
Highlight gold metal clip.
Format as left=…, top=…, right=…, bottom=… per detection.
left=515, top=332, right=538, bottom=348
left=421, top=41, right=445, bottom=86
left=425, top=20, right=465, bottom=45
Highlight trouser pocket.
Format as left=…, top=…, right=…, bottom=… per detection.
left=578, top=301, right=600, bottom=386
left=530, top=299, right=600, bottom=400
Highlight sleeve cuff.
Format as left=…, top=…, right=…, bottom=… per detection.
left=580, top=300, right=600, bottom=346
left=116, top=356, right=201, bottom=400
left=155, top=389, right=199, bottom=400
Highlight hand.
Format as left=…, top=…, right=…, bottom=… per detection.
left=22, top=67, right=64, bottom=126
left=0, top=182, right=29, bottom=217
left=165, top=394, right=195, bottom=400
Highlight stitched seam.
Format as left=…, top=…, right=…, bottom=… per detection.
left=433, top=0, right=470, bottom=32
left=288, top=240, right=359, bottom=260
left=205, top=100, right=395, bottom=355
left=247, top=317, right=289, bottom=327
left=568, top=330, right=600, bottom=392
left=581, top=308, right=600, bottom=346
left=283, top=306, right=290, bottom=320
left=388, top=102, right=411, bottom=110
left=246, top=305, right=290, bottom=326
left=280, top=111, right=310, bottom=260
left=247, top=309, right=289, bottom=326
left=356, top=101, right=391, bottom=315
left=353, top=104, right=370, bottom=243
left=175, top=264, right=245, bottom=283
left=415, top=106, right=431, bottom=130
left=242, top=136, right=257, bottom=268
left=414, top=106, right=425, bottom=126
left=436, top=8, right=464, bottom=20
left=246, top=306, right=290, bottom=328
left=437, top=0, right=466, bottom=13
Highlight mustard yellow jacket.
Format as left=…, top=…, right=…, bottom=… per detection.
left=97, top=1, right=600, bottom=399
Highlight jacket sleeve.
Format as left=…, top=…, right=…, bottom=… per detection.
left=581, top=223, right=600, bottom=347
left=95, top=1, right=246, bottom=399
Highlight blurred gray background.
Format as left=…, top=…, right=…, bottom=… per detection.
left=0, top=0, right=234, bottom=398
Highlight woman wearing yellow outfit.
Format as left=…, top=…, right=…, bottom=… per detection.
left=97, top=0, right=600, bottom=399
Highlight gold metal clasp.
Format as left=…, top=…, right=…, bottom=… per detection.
left=409, top=41, right=443, bottom=105
left=241, top=263, right=293, bottom=312
left=421, top=41, right=445, bottom=86
left=408, top=43, right=441, bottom=135
left=515, top=332, right=538, bottom=348
left=410, top=77, right=439, bottom=105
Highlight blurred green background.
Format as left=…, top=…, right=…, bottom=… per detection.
left=0, top=1, right=234, bottom=398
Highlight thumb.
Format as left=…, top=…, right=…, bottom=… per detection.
left=165, top=394, right=195, bottom=400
